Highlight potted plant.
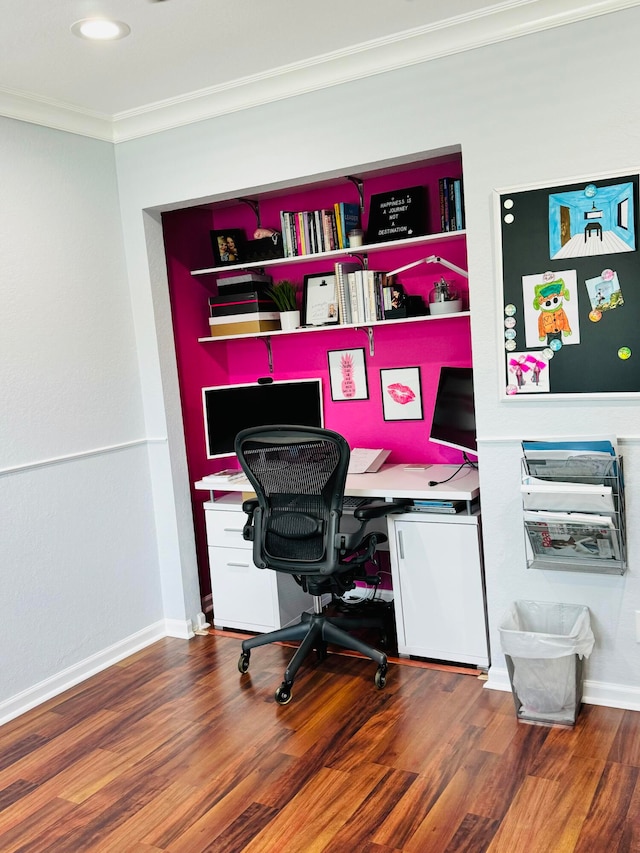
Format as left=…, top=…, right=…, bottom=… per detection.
left=267, top=279, right=300, bottom=330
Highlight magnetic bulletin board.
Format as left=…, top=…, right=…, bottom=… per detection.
left=496, top=170, right=640, bottom=398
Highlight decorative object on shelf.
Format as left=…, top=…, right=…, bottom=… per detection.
left=367, top=186, right=426, bottom=243
left=382, top=281, right=407, bottom=319
left=428, top=277, right=462, bottom=315
left=245, top=229, right=284, bottom=263
left=302, top=272, right=340, bottom=327
left=210, top=229, right=246, bottom=265
left=347, top=228, right=364, bottom=248
left=387, top=253, right=467, bottom=315
left=327, top=348, right=369, bottom=401
left=380, top=366, right=423, bottom=421
left=266, top=279, right=300, bottom=330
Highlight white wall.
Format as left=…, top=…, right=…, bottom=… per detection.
left=0, top=118, right=165, bottom=721
left=4, top=7, right=640, bottom=722
left=115, top=7, right=640, bottom=708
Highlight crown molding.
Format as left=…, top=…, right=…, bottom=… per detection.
left=0, top=0, right=638, bottom=143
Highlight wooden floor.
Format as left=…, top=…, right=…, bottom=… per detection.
left=1, top=633, right=640, bottom=852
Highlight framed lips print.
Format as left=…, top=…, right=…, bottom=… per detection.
left=380, top=366, right=423, bottom=421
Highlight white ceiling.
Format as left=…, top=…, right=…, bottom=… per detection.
left=0, top=0, right=637, bottom=142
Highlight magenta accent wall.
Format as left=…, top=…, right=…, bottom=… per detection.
left=162, top=157, right=470, bottom=599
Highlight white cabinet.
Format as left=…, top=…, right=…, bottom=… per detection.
left=388, top=512, right=489, bottom=667
left=204, top=498, right=313, bottom=632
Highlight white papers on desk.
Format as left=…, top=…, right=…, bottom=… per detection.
left=521, top=476, right=614, bottom=513
left=347, top=448, right=390, bottom=474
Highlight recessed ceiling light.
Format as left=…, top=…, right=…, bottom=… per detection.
left=71, top=18, right=131, bottom=41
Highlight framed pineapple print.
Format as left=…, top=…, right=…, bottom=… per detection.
left=327, top=348, right=369, bottom=401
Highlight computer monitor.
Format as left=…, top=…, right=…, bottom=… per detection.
left=429, top=366, right=477, bottom=458
left=202, top=378, right=324, bottom=459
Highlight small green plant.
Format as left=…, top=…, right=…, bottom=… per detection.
left=267, top=279, right=298, bottom=312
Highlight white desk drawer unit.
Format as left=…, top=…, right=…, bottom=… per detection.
left=388, top=511, right=489, bottom=667
left=204, top=498, right=312, bottom=633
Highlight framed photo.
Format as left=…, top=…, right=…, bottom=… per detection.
left=210, top=229, right=246, bottom=265
left=302, top=272, right=340, bottom=326
left=380, top=366, right=423, bottom=421
left=327, top=348, right=369, bottom=401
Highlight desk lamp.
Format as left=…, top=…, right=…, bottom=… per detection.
left=387, top=254, right=468, bottom=315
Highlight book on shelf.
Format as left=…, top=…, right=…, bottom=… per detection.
left=438, top=177, right=465, bottom=232
left=334, top=261, right=360, bottom=324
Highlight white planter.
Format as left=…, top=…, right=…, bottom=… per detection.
left=279, top=310, right=300, bottom=330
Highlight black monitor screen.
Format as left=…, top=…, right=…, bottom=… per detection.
left=203, top=378, right=324, bottom=458
left=429, top=367, right=477, bottom=456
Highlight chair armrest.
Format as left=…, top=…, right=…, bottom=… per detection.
left=241, top=498, right=259, bottom=541
left=353, top=499, right=411, bottom=521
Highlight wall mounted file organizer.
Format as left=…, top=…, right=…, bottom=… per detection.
left=520, top=439, right=626, bottom=575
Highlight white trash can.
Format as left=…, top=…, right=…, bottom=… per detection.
left=499, top=600, right=594, bottom=726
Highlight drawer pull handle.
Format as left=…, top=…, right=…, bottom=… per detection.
left=227, top=562, right=250, bottom=569
left=223, top=527, right=243, bottom=534
left=398, top=530, right=405, bottom=560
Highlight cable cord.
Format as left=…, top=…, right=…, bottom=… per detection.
left=428, top=456, right=476, bottom=486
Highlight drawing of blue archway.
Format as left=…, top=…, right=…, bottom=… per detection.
left=549, top=181, right=635, bottom=259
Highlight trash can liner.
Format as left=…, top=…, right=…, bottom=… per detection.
left=499, top=600, right=595, bottom=660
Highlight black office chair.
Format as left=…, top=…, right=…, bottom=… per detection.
left=234, top=425, right=408, bottom=704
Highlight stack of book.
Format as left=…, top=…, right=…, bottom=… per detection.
left=335, top=261, right=402, bottom=324
left=280, top=202, right=360, bottom=257
left=438, top=177, right=465, bottom=232
left=208, top=272, right=280, bottom=336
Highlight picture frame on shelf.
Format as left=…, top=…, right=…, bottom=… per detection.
left=210, top=229, right=246, bottom=265
left=302, top=272, right=340, bottom=326
left=327, top=348, right=369, bottom=401
left=380, top=366, right=423, bottom=421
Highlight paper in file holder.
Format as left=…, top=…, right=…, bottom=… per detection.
left=520, top=452, right=626, bottom=575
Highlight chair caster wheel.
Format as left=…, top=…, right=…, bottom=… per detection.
left=238, top=652, right=250, bottom=674
left=275, top=683, right=293, bottom=705
left=315, top=642, right=328, bottom=662
left=374, top=665, right=387, bottom=689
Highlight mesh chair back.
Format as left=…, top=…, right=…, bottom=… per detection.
left=235, top=426, right=349, bottom=574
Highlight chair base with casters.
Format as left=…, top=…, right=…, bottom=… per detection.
left=234, top=424, right=409, bottom=704
left=237, top=564, right=390, bottom=705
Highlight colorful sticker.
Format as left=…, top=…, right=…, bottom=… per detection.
left=507, top=351, right=550, bottom=393
left=618, top=346, right=632, bottom=360
left=505, top=316, right=516, bottom=329
left=589, top=309, right=602, bottom=322
left=505, top=304, right=516, bottom=316
left=505, top=328, right=516, bottom=340
left=505, top=339, right=516, bottom=351
left=585, top=270, right=624, bottom=313
left=523, top=270, right=580, bottom=349
left=550, top=338, right=563, bottom=351
left=542, top=348, right=554, bottom=360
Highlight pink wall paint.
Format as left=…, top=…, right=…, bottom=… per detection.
left=162, top=156, right=471, bottom=599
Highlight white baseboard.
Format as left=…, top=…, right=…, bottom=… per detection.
left=485, top=665, right=640, bottom=712
left=0, top=621, right=167, bottom=727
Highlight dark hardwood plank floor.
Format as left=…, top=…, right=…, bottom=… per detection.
left=1, top=633, right=639, bottom=852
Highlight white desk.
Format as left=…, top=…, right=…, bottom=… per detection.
left=196, top=463, right=480, bottom=503
left=195, top=463, right=488, bottom=667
